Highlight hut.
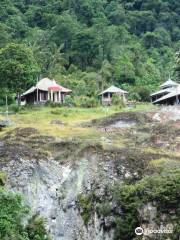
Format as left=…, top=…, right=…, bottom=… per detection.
left=99, top=85, right=128, bottom=105
left=150, top=78, right=180, bottom=105
left=20, top=78, right=72, bottom=105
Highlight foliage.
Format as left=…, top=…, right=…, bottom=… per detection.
left=135, top=86, right=151, bottom=102
left=26, top=215, right=51, bottom=240
left=96, top=202, right=112, bottom=217
left=9, top=104, right=20, bottom=113
left=0, top=187, right=51, bottom=240
left=77, top=193, right=94, bottom=225
left=112, top=168, right=180, bottom=240
left=0, top=187, right=29, bottom=240
left=64, top=95, right=75, bottom=107
left=0, top=172, right=7, bottom=186
left=0, top=43, right=39, bottom=103
left=0, top=0, right=179, bottom=101
left=111, top=94, right=125, bottom=108
left=74, top=96, right=99, bottom=108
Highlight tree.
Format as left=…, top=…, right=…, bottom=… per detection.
left=0, top=43, right=39, bottom=104
left=114, top=55, right=136, bottom=85
left=0, top=187, right=51, bottom=240
left=99, top=60, right=112, bottom=92
left=0, top=188, right=29, bottom=240
left=174, top=51, right=180, bottom=79
left=72, top=27, right=100, bottom=69
left=0, top=23, right=12, bottom=48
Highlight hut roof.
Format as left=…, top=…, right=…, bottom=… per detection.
left=21, top=86, right=36, bottom=97
left=21, top=78, right=72, bottom=97
left=153, top=86, right=180, bottom=104
left=150, top=88, right=172, bottom=97
left=99, top=85, right=128, bottom=96
left=160, top=78, right=179, bottom=89
left=36, top=78, right=54, bottom=91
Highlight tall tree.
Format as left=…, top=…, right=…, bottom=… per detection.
left=0, top=43, right=39, bottom=104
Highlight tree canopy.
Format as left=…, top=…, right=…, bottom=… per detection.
left=0, top=43, right=39, bottom=98
left=0, top=0, right=179, bottom=102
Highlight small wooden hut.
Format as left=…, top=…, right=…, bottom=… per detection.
left=99, top=85, right=128, bottom=105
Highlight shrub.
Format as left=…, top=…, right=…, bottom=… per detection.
left=9, top=104, right=20, bottom=113
left=77, top=193, right=94, bottom=225
left=64, top=95, right=75, bottom=107
left=111, top=94, right=125, bottom=108
left=26, top=215, right=51, bottom=240
left=96, top=202, right=112, bottom=217
left=0, top=172, right=6, bottom=186
left=0, top=92, right=15, bottom=106
left=45, top=101, right=61, bottom=108
left=74, top=96, right=98, bottom=108
left=128, top=91, right=141, bottom=101
left=136, top=86, right=151, bottom=102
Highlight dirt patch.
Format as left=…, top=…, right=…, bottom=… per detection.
left=90, top=111, right=150, bottom=128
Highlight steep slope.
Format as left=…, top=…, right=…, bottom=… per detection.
left=0, top=107, right=179, bottom=240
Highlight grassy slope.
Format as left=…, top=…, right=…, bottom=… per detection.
left=0, top=104, right=154, bottom=139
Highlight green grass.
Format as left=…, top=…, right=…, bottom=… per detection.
left=0, top=104, right=155, bottom=139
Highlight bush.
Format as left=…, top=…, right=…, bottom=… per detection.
left=96, top=202, right=111, bottom=217
left=26, top=215, right=51, bottom=240
left=0, top=172, right=6, bottom=186
left=74, top=96, right=98, bottom=108
left=128, top=91, right=141, bottom=101
left=0, top=91, right=15, bottom=106
left=111, top=94, right=125, bottom=108
left=136, top=86, right=151, bottom=102
left=45, top=101, right=61, bottom=108
left=9, top=104, right=20, bottom=113
left=77, top=193, right=94, bottom=225
left=64, top=95, right=75, bottom=107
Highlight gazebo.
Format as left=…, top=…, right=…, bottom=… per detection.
left=150, top=78, right=180, bottom=105
left=99, top=85, right=128, bottom=105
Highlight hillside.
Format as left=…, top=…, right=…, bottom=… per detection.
left=0, top=105, right=180, bottom=240
left=0, top=0, right=180, bottom=103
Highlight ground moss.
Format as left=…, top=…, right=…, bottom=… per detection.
left=77, top=193, right=94, bottom=225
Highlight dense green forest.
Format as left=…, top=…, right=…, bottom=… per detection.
left=0, top=0, right=180, bottom=103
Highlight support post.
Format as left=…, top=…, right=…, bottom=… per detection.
left=59, top=91, right=61, bottom=103
left=39, top=92, right=42, bottom=102
left=36, top=88, right=39, bottom=104
left=51, top=90, right=53, bottom=102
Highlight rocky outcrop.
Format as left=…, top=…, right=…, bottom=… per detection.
left=0, top=107, right=179, bottom=240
